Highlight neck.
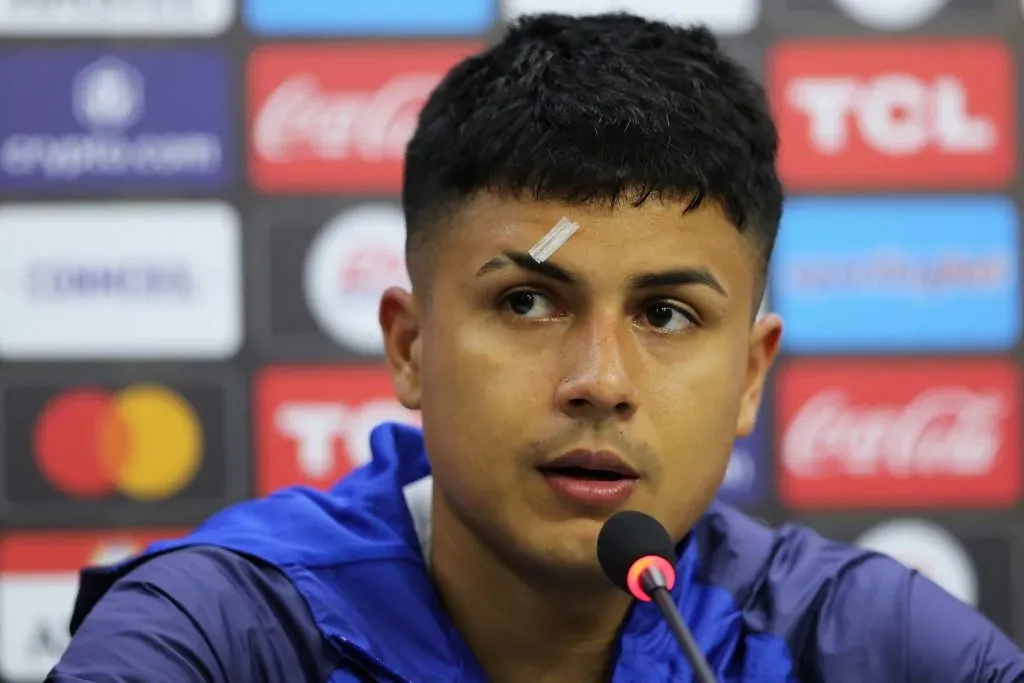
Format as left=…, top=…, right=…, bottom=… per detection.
left=430, top=499, right=633, bottom=683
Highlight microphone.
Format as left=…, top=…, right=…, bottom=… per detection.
left=597, top=510, right=719, bottom=683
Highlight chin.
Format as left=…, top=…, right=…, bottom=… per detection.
left=517, top=523, right=607, bottom=576
left=464, top=497, right=616, bottom=587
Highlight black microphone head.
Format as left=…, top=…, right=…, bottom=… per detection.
left=597, top=510, right=676, bottom=593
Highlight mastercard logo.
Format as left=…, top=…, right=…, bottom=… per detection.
left=33, top=385, right=204, bottom=501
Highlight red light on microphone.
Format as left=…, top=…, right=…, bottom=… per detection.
left=625, top=554, right=676, bottom=601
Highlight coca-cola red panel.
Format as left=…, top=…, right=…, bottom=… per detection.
left=246, top=43, right=482, bottom=194
left=776, top=359, right=1022, bottom=510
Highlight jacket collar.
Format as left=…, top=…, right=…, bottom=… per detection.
left=339, top=423, right=704, bottom=677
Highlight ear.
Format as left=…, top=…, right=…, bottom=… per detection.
left=379, top=286, right=422, bottom=410
left=736, top=312, right=783, bottom=437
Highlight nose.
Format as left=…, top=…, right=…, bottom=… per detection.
left=556, top=318, right=639, bottom=422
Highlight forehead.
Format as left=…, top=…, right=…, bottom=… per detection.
left=434, top=193, right=759, bottom=296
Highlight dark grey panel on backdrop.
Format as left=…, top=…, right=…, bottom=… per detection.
left=247, top=199, right=407, bottom=362
left=771, top=0, right=1011, bottom=34
left=0, top=365, right=250, bottom=529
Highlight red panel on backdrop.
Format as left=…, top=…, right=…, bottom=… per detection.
left=247, top=43, right=482, bottom=194
left=777, top=359, right=1021, bottom=509
left=770, top=40, right=1016, bottom=190
left=253, top=364, right=420, bottom=495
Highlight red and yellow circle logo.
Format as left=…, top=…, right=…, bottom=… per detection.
left=33, top=385, right=203, bottom=501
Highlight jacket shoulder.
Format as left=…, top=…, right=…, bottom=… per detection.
left=696, top=505, right=1024, bottom=682
left=61, top=546, right=335, bottom=682
left=697, top=503, right=900, bottom=636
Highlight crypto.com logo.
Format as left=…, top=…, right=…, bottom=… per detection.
left=33, top=385, right=203, bottom=501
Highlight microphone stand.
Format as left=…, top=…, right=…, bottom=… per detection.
left=641, top=568, right=719, bottom=683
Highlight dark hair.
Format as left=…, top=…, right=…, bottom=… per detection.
left=403, top=12, right=782, bottom=289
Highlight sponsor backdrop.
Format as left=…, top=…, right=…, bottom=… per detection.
left=0, top=0, right=1021, bottom=677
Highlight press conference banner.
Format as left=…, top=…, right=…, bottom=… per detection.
left=0, top=1, right=1022, bottom=680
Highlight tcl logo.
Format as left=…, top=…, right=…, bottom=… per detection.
left=770, top=41, right=1014, bottom=189
left=254, top=365, right=420, bottom=494
left=777, top=360, right=1021, bottom=509
left=247, top=43, right=480, bottom=194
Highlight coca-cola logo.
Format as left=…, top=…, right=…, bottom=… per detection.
left=783, top=387, right=1006, bottom=478
left=253, top=72, right=442, bottom=163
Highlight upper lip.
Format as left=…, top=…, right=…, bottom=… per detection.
left=537, top=450, right=640, bottom=478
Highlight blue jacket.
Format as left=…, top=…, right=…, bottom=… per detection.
left=50, top=423, right=1024, bottom=682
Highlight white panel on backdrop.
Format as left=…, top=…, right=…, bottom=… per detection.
left=0, top=0, right=234, bottom=36
left=0, top=542, right=139, bottom=681
left=0, top=202, right=243, bottom=360
left=0, top=575, right=77, bottom=680
left=831, top=0, right=950, bottom=29
left=503, top=0, right=760, bottom=35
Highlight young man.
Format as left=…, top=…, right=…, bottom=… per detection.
left=49, top=12, right=1022, bottom=683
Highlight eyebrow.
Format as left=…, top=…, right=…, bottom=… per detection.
left=475, top=250, right=728, bottom=297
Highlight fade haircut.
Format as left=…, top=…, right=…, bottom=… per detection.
left=402, top=12, right=782, bottom=295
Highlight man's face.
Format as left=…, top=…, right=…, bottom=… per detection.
left=381, top=193, right=781, bottom=580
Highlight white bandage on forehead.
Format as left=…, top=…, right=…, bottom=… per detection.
left=528, top=216, right=580, bottom=263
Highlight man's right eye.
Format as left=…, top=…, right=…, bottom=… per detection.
left=501, top=290, right=560, bottom=319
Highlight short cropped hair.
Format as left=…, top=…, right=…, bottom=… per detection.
left=403, top=12, right=782, bottom=290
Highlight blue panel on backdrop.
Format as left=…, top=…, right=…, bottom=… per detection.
left=0, top=49, right=231, bottom=192
left=770, top=196, right=1020, bottom=352
left=244, top=0, right=496, bottom=36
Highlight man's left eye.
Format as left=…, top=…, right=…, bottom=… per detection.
left=642, top=304, right=696, bottom=332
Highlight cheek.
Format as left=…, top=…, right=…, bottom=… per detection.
left=649, top=340, right=746, bottom=472
left=647, top=357, right=740, bottom=537
left=430, top=321, right=552, bottom=412
left=418, top=318, right=552, bottom=480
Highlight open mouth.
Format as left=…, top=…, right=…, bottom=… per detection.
left=537, top=453, right=640, bottom=507
left=540, top=466, right=635, bottom=482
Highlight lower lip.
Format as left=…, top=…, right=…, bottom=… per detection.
left=541, top=473, right=638, bottom=507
